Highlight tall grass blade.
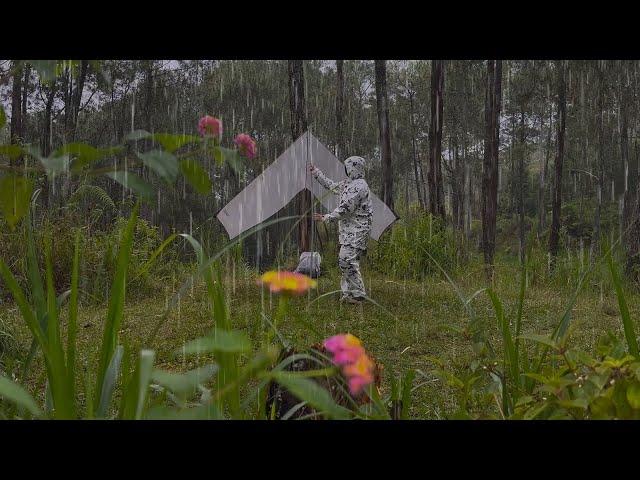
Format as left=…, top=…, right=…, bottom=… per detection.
left=0, top=374, right=42, bottom=417
left=67, top=229, right=81, bottom=413
left=97, top=345, right=124, bottom=418
left=608, top=251, right=639, bottom=358
left=270, top=371, right=351, bottom=420
left=94, top=202, right=139, bottom=411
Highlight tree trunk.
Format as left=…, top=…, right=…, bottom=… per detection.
left=10, top=61, right=23, bottom=157
left=518, top=108, right=526, bottom=264
left=591, top=64, right=605, bottom=261
left=428, top=60, right=445, bottom=219
left=408, top=89, right=425, bottom=210
left=621, top=66, right=639, bottom=279
left=549, top=61, right=567, bottom=259
left=375, top=60, right=394, bottom=210
left=41, top=85, right=57, bottom=209
left=336, top=59, right=345, bottom=158
left=70, top=60, right=89, bottom=141
left=538, top=105, right=552, bottom=232
left=144, top=60, right=154, bottom=134
left=463, top=141, right=471, bottom=239
left=288, top=60, right=311, bottom=251
left=20, top=63, right=30, bottom=144
left=482, top=60, right=502, bottom=279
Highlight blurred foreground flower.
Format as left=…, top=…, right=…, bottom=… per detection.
left=198, top=115, right=222, bottom=138
left=234, top=133, right=257, bottom=159
left=258, top=270, right=317, bottom=296
left=324, top=333, right=365, bottom=365
left=323, top=333, right=375, bottom=395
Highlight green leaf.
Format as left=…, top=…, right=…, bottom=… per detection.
left=94, top=203, right=139, bottom=412
left=523, top=402, right=547, bottom=420
left=523, top=372, right=550, bottom=384
left=125, top=129, right=152, bottom=141
left=0, top=105, right=6, bottom=129
left=401, top=369, right=415, bottom=419
left=56, top=143, right=123, bottom=172
left=178, top=329, right=251, bottom=356
left=271, top=371, right=351, bottom=420
left=96, top=345, right=124, bottom=418
left=515, top=395, right=534, bottom=407
left=608, top=252, right=639, bottom=358
left=134, top=233, right=178, bottom=279
left=145, top=403, right=223, bottom=420
left=136, top=150, right=178, bottom=183
left=0, top=145, right=23, bottom=160
left=0, top=175, right=33, bottom=229
left=627, top=383, right=640, bottom=410
left=134, top=350, right=155, bottom=420
left=180, top=159, right=212, bottom=194
left=556, top=398, right=589, bottom=410
left=153, top=133, right=200, bottom=153
left=218, top=147, right=243, bottom=174
left=151, top=364, right=218, bottom=398
left=0, top=375, right=42, bottom=417
left=590, top=396, right=615, bottom=419
left=518, top=333, right=559, bottom=350
left=39, top=154, right=71, bottom=179
left=106, top=171, right=154, bottom=200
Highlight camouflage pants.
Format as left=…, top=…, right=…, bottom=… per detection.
left=338, top=244, right=366, bottom=299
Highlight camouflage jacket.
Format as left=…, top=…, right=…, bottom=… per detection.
left=313, top=156, right=372, bottom=250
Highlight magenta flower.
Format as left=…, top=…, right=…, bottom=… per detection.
left=198, top=115, right=223, bottom=138
left=323, top=334, right=375, bottom=395
left=234, top=133, right=257, bottom=159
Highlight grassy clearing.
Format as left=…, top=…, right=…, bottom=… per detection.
left=1, top=252, right=638, bottom=419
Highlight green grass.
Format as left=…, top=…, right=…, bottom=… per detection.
left=1, top=252, right=638, bottom=419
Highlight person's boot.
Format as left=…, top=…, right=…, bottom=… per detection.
left=340, top=295, right=363, bottom=304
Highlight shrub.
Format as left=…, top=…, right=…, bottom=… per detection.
left=367, top=212, right=459, bottom=280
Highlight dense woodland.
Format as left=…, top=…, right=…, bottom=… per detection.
left=2, top=59, right=638, bottom=280
left=2, top=59, right=640, bottom=421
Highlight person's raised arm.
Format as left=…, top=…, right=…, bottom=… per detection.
left=309, top=164, right=340, bottom=194
left=321, top=181, right=363, bottom=223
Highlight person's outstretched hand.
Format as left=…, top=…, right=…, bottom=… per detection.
left=312, top=213, right=324, bottom=222
left=308, top=164, right=317, bottom=173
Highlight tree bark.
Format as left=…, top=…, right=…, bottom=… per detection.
left=21, top=63, right=30, bottom=142
left=549, top=61, right=567, bottom=259
left=41, top=84, right=58, bottom=209
left=375, top=60, right=394, bottom=210
left=336, top=59, right=345, bottom=159
left=591, top=63, right=605, bottom=261
left=538, top=105, right=552, bottom=232
left=408, top=88, right=425, bottom=210
left=144, top=60, right=154, bottom=133
left=428, top=60, right=445, bottom=219
left=482, top=60, right=502, bottom=279
left=518, top=108, right=526, bottom=264
left=70, top=60, right=89, bottom=141
left=10, top=61, right=23, bottom=157
left=288, top=60, right=311, bottom=251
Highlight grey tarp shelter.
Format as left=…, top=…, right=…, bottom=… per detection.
left=216, top=131, right=397, bottom=241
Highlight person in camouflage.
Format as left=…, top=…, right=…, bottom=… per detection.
left=310, top=156, right=373, bottom=304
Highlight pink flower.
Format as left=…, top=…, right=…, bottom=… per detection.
left=198, top=115, right=222, bottom=138
left=234, top=133, right=257, bottom=159
left=324, top=334, right=365, bottom=365
left=343, top=354, right=375, bottom=395
left=323, top=333, right=375, bottom=395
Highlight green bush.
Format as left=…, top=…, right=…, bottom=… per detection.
left=367, top=212, right=459, bottom=280
left=0, top=212, right=184, bottom=305
left=425, top=249, right=640, bottom=419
